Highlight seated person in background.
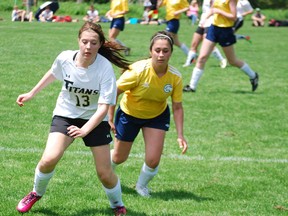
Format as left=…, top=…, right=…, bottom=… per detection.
left=147, top=7, right=159, bottom=25
left=125, top=6, right=159, bottom=25
left=12, top=5, right=33, bottom=22
left=52, top=15, right=79, bottom=23
left=268, top=19, right=288, bottom=27
left=186, top=0, right=199, bottom=25
left=252, top=8, right=266, bottom=27
left=139, top=6, right=153, bottom=24
left=149, top=0, right=160, bottom=24
left=140, top=5, right=159, bottom=25
left=83, top=5, right=100, bottom=23
left=39, top=6, right=53, bottom=22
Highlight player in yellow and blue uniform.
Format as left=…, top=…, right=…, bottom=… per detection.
left=109, top=31, right=188, bottom=198
left=184, top=0, right=259, bottom=92
left=158, top=0, right=190, bottom=55
left=106, top=0, right=130, bottom=55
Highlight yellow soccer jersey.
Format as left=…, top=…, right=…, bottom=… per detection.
left=161, top=0, right=189, bottom=21
left=117, top=59, right=183, bottom=119
left=213, top=0, right=236, bottom=27
left=110, top=0, right=128, bottom=18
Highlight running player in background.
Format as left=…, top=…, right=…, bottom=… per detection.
left=158, top=0, right=190, bottom=55
left=183, top=0, right=227, bottom=69
left=183, top=0, right=259, bottom=93
left=106, top=0, right=131, bottom=56
left=234, top=0, right=253, bottom=41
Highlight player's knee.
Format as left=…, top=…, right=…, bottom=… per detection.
left=228, top=59, right=238, bottom=67
left=145, top=159, right=160, bottom=169
left=97, top=169, right=114, bottom=184
left=112, top=152, right=128, bottom=164
left=38, top=159, right=57, bottom=172
left=197, top=56, right=208, bottom=65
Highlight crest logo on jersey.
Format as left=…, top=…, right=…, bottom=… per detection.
left=164, top=84, right=172, bottom=93
left=142, top=82, right=149, bottom=88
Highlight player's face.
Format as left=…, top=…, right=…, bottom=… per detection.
left=150, top=39, right=172, bottom=66
left=78, top=30, right=101, bottom=60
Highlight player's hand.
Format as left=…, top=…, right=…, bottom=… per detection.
left=67, top=125, right=87, bottom=138
left=16, top=92, right=33, bottom=107
left=211, top=8, right=221, bottom=15
left=177, top=137, right=188, bottom=154
left=108, top=120, right=116, bottom=135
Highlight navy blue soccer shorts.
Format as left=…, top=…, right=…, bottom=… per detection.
left=206, top=24, right=236, bottom=47
left=110, top=17, right=125, bottom=31
left=114, top=106, right=170, bottom=142
left=166, top=19, right=180, bottom=34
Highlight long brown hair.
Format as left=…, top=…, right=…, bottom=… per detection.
left=78, top=22, right=131, bottom=70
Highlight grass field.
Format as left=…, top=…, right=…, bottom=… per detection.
left=0, top=12, right=288, bottom=216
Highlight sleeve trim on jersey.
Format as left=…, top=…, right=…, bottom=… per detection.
left=169, top=65, right=182, bottom=78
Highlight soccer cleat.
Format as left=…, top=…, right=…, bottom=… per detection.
left=183, top=57, right=196, bottom=67
left=135, top=184, right=151, bottom=197
left=113, top=206, right=127, bottom=216
left=16, top=192, right=42, bottom=213
left=183, top=85, right=196, bottom=92
left=220, top=58, right=227, bottom=69
left=244, top=35, right=252, bottom=43
left=250, top=73, right=259, bottom=92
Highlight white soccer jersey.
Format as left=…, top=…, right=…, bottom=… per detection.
left=202, top=0, right=212, bottom=14
left=237, top=0, right=253, bottom=20
left=199, top=0, right=213, bottom=28
left=51, top=50, right=117, bottom=120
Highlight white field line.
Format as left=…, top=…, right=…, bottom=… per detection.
left=1, top=146, right=288, bottom=164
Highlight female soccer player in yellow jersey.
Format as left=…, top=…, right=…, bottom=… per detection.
left=183, top=0, right=259, bottom=92
left=158, top=0, right=190, bottom=55
left=106, top=0, right=130, bottom=55
left=109, top=31, right=188, bottom=197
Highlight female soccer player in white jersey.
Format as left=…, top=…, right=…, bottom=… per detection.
left=183, top=0, right=259, bottom=92
left=16, top=22, right=130, bottom=216
left=108, top=31, right=188, bottom=197
left=233, top=0, right=253, bottom=41
left=234, top=0, right=253, bottom=32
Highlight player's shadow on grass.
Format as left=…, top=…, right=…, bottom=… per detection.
left=153, top=189, right=214, bottom=202
left=70, top=208, right=148, bottom=216
left=35, top=207, right=149, bottom=216
left=122, top=185, right=213, bottom=202
left=31, top=203, right=147, bottom=216
left=232, top=90, right=262, bottom=94
left=33, top=209, right=60, bottom=215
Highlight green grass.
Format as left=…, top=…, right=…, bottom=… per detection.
left=0, top=12, right=288, bottom=216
